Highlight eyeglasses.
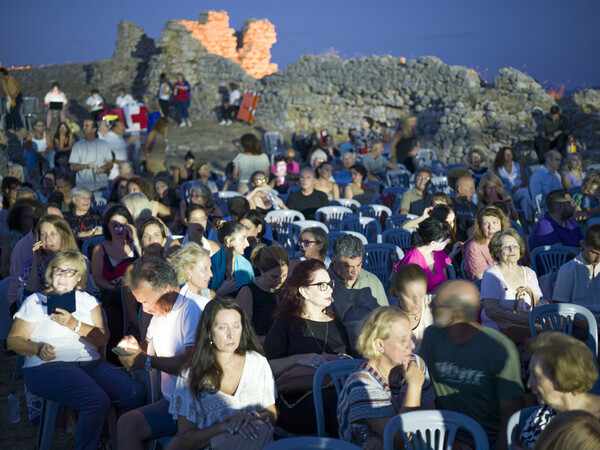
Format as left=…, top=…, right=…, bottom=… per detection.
left=254, top=177, right=268, bottom=184
left=308, top=280, right=335, bottom=291
left=53, top=267, right=78, bottom=278
left=500, top=243, right=520, bottom=252
left=299, top=239, right=317, bottom=247
left=416, top=176, right=431, bottom=181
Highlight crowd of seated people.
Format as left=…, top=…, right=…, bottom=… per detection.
left=2, top=97, right=600, bottom=450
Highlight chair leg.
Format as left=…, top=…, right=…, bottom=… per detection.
left=12, top=354, right=24, bottom=380
left=37, top=399, right=61, bottom=450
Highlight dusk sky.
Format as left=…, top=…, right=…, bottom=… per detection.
left=2, top=0, right=598, bottom=91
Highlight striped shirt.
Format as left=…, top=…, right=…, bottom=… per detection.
left=337, top=356, right=435, bottom=446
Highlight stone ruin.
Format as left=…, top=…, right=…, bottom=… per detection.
left=5, top=10, right=600, bottom=164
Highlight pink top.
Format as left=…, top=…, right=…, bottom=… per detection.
left=394, top=248, right=452, bottom=293
left=462, top=239, right=496, bottom=280
left=271, top=160, right=300, bottom=175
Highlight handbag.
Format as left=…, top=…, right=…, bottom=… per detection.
left=209, top=418, right=273, bottom=450
left=275, top=354, right=347, bottom=393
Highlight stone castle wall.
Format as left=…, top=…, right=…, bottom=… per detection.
left=4, top=11, right=599, bottom=163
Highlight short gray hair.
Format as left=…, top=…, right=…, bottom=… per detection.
left=128, top=256, right=179, bottom=292
left=333, top=234, right=365, bottom=260
left=71, top=186, right=92, bottom=199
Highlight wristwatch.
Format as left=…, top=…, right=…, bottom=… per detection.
left=73, top=320, right=82, bottom=333
left=145, top=355, right=152, bottom=372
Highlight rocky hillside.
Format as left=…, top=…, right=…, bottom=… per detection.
left=5, top=11, right=600, bottom=165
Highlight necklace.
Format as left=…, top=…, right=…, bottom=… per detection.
left=407, top=311, right=421, bottom=322
left=304, top=318, right=329, bottom=354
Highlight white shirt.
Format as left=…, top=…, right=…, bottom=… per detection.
left=100, top=130, right=127, bottom=180
left=69, top=138, right=112, bottom=192
left=44, top=91, right=68, bottom=105
left=480, top=264, right=543, bottom=330
left=553, top=253, right=600, bottom=317
left=168, top=351, right=276, bottom=426
left=159, top=82, right=171, bottom=101
left=146, top=290, right=204, bottom=400
left=85, top=95, right=104, bottom=112
left=116, top=94, right=134, bottom=108
left=15, top=291, right=101, bottom=368
left=229, top=89, right=241, bottom=105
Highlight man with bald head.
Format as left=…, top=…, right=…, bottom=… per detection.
left=452, top=175, right=477, bottom=242
left=420, top=281, right=523, bottom=449
left=286, top=167, right=329, bottom=219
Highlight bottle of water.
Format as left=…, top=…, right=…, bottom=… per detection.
left=8, top=390, right=20, bottom=423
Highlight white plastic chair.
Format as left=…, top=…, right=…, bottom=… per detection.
left=430, top=175, right=452, bottom=195
left=341, top=217, right=382, bottom=243
left=288, top=220, right=329, bottom=257
left=330, top=198, right=361, bottom=210
left=415, top=148, right=438, bottom=167
left=363, top=243, right=404, bottom=289
left=264, top=131, right=284, bottom=153
left=383, top=410, right=490, bottom=450
left=358, top=205, right=393, bottom=222
left=266, top=210, right=305, bottom=253
left=386, top=169, right=411, bottom=188
left=316, top=206, right=353, bottom=231
left=214, top=191, right=243, bottom=216
left=20, top=96, right=39, bottom=131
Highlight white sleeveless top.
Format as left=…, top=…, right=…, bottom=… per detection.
left=32, top=132, right=48, bottom=154
left=498, top=162, right=522, bottom=190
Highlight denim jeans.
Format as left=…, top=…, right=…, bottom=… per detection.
left=25, top=360, right=146, bottom=450
left=174, top=100, right=189, bottom=120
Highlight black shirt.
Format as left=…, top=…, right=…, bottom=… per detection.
left=286, top=189, right=329, bottom=220
left=264, top=315, right=351, bottom=360
left=246, top=282, right=279, bottom=336
left=452, top=198, right=478, bottom=242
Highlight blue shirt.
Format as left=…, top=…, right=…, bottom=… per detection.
left=529, top=166, right=562, bottom=203
left=529, top=213, right=583, bottom=250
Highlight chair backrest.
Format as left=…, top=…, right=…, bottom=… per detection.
left=331, top=198, right=361, bottom=210
left=22, top=97, right=39, bottom=115
left=341, top=217, right=382, bottom=243
left=415, top=148, right=438, bottom=164
left=265, top=436, right=361, bottom=449
left=180, top=180, right=196, bottom=205
left=386, top=214, right=418, bottom=229
left=528, top=163, right=544, bottom=175
left=313, top=359, right=363, bottom=437
left=316, top=206, right=353, bottom=231
left=263, top=131, right=284, bottom=153
left=286, top=185, right=302, bottom=195
left=510, top=220, right=525, bottom=240
left=446, top=263, right=457, bottom=280
left=288, top=221, right=329, bottom=256
left=529, top=245, right=578, bottom=276
left=266, top=210, right=306, bottom=251
left=364, top=179, right=387, bottom=193
left=383, top=410, right=490, bottom=450
left=363, top=243, right=404, bottom=289
left=586, top=163, right=600, bottom=172
left=529, top=303, right=598, bottom=360
left=82, top=236, right=105, bottom=260
left=214, top=190, right=243, bottom=216
left=358, top=204, right=393, bottom=222
left=386, top=169, right=411, bottom=188
left=430, top=175, right=452, bottom=195
left=506, top=406, right=543, bottom=449
left=382, top=228, right=413, bottom=250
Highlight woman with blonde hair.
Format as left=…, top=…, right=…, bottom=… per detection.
left=126, top=177, right=172, bottom=220
left=121, top=192, right=154, bottom=227
left=236, top=244, right=289, bottom=342
left=8, top=250, right=145, bottom=450
left=477, top=172, right=518, bottom=220
left=337, top=307, right=435, bottom=448
left=517, top=332, right=600, bottom=449
left=462, top=205, right=509, bottom=280
left=562, top=152, right=586, bottom=189
left=170, top=241, right=215, bottom=302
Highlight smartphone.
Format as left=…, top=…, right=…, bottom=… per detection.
left=111, top=347, right=132, bottom=356
left=46, top=290, right=76, bottom=315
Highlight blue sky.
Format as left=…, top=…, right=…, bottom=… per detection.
left=1, top=0, right=598, bottom=90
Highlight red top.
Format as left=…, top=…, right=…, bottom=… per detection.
left=173, top=81, right=190, bottom=102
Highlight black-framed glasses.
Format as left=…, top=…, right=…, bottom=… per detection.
left=53, top=267, right=78, bottom=278
left=299, top=239, right=317, bottom=247
left=308, top=280, right=335, bottom=291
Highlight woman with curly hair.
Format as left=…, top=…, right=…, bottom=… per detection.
left=263, top=259, right=351, bottom=435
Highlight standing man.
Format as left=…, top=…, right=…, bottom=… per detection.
left=286, top=168, right=329, bottom=220
left=329, top=235, right=389, bottom=345
left=117, top=258, right=205, bottom=449
left=534, top=106, right=571, bottom=161
left=420, top=280, right=523, bottom=449
left=100, top=119, right=139, bottom=180
left=69, top=120, right=113, bottom=196
left=0, top=68, right=23, bottom=131
left=452, top=175, right=478, bottom=242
